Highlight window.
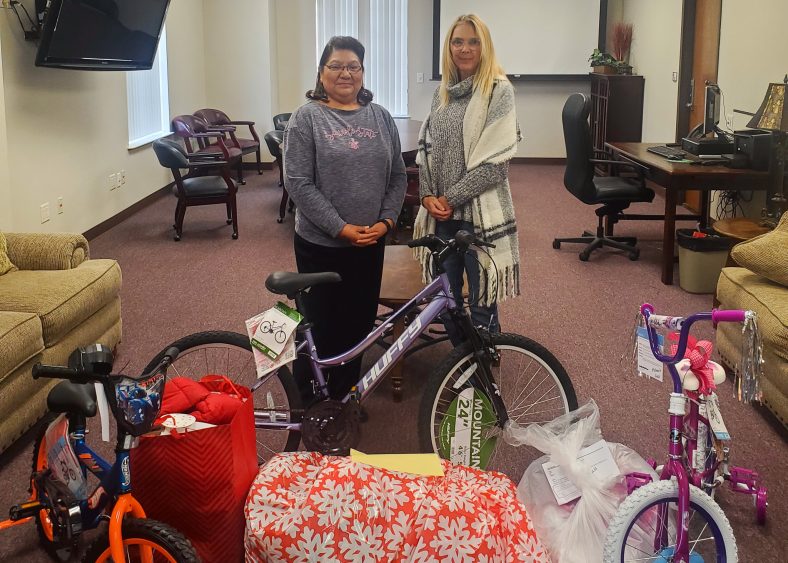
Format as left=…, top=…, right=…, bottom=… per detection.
left=316, top=0, right=408, bottom=117
left=126, top=26, right=170, bottom=149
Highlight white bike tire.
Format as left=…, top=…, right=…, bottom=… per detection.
left=603, top=480, right=737, bottom=563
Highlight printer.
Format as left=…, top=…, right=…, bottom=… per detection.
left=733, top=129, right=772, bottom=170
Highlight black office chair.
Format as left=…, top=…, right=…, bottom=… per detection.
left=273, top=113, right=291, bottom=131
left=553, top=93, right=655, bottom=261
left=264, top=130, right=292, bottom=223
left=152, top=139, right=239, bottom=241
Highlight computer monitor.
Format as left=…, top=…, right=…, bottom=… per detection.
left=703, top=84, right=722, bottom=136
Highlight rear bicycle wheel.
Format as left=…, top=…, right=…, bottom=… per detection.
left=418, top=333, right=577, bottom=481
left=144, top=331, right=302, bottom=464
left=603, top=480, right=737, bottom=562
left=83, top=517, right=198, bottom=562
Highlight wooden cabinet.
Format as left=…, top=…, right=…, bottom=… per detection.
left=590, top=74, right=645, bottom=154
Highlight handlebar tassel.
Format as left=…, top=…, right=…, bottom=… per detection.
left=737, top=312, right=763, bottom=403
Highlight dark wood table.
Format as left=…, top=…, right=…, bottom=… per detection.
left=606, top=142, right=771, bottom=284
left=394, top=118, right=422, bottom=163
left=378, top=245, right=426, bottom=401
left=712, top=217, right=771, bottom=241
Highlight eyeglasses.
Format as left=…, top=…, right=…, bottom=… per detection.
left=324, top=63, right=363, bottom=74
left=450, top=38, right=481, bottom=50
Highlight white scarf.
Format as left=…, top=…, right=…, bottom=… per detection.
left=414, top=78, right=521, bottom=305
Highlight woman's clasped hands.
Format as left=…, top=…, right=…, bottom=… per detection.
left=339, top=221, right=390, bottom=246
left=422, top=195, right=453, bottom=221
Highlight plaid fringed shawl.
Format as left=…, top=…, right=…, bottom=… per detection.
left=413, top=78, right=521, bottom=305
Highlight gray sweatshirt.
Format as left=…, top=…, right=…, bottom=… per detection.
left=283, top=101, right=407, bottom=247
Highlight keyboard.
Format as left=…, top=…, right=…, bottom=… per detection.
left=647, top=145, right=687, bottom=159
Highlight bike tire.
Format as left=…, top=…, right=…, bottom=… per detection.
left=603, top=480, right=737, bottom=562
left=418, top=332, right=577, bottom=481
left=144, top=331, right=302, bottom=464
left=82, top=517, right=198, bottom=562
left=31, top=416, right=79, bottom=562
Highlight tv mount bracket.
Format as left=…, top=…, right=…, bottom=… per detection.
left=5, top=0, right=46, bottom=41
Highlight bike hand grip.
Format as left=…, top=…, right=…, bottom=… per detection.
left=163, top=346, right=180, bottom=363
left=712, top=309, right=746, bottom=324
left=32, top=363, right=79, bottom=380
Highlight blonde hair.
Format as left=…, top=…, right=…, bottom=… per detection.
left=439, top=14, right=507, bottom=107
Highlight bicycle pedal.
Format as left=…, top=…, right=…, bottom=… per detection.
left=9, top=500, right=44, bottom=521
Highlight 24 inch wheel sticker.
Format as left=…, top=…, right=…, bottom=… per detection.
left=439, top=387, right=497, bottom=469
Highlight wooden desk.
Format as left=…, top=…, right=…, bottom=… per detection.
left=606, top=142, right=771, bottom=284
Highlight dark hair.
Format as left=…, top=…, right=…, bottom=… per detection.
left=306, top=36, right=374, bottom=105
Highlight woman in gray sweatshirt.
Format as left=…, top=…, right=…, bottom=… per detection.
left=284, top=36, right=406, bottom=401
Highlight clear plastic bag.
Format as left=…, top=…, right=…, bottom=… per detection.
left=503, top=400, right=658, bottom=563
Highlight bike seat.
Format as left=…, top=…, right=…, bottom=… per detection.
left=47, top=381, right=97, bottom=417
left=677, top=359, right=727, bottom=392
left=265, top=271, right=342, bottom=297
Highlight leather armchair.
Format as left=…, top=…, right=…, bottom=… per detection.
left=194, top=108, right=263, bottom=176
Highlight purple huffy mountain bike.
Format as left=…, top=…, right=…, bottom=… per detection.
left=603, top=304, right=767, bottom=563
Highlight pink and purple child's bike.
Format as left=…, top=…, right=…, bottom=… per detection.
left=603, top=304, right=766, bottom=563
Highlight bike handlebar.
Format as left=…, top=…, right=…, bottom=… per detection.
left=407, top=230, right=495, bottom=254
left=32, top=346, right=180, bottom=384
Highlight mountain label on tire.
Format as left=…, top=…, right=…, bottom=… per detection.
left=441, top=387, right=497, bottom=469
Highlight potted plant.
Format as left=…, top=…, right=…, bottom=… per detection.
left=588, top=48, right=620, bottom=74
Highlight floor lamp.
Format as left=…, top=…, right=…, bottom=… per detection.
left=747, top=76, right=788, bottom=228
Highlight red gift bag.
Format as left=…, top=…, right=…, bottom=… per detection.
left=131, top=380, right=257, bottom=563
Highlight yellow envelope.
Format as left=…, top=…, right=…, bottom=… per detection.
left=349, top=449, right=444, bottom=477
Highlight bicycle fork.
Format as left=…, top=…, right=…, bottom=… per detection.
left=453, top=310, right=509, bottom=427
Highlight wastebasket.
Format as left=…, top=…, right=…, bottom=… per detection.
left=676, top=228, right=735, bottom=294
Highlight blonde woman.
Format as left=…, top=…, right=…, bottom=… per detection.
left=414, top=14, right=521, bottom=343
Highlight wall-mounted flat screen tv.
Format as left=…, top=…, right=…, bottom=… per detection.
left=35, top=0, right=171, bottom=70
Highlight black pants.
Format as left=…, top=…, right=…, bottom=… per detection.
left=293, top=233, right=386, bottom=400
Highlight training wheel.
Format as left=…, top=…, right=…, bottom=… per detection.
left=755, top=487, right=767, bottom=525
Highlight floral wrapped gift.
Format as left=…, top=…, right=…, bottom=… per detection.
left=245, top=451, right=549, bottom=562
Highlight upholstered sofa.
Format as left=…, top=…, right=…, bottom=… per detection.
left=715, top=213, right=788, bottom=427
left=0, top=232, right=122, bottom=453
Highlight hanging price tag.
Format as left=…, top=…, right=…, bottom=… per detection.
left=637, top=327, right=664, bottom=381
left=706, top=394, right=731, bottom=441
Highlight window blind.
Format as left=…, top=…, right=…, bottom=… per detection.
left=316, top=0, right=408, bottom=117
left=126, top=27, right=170, bottom=149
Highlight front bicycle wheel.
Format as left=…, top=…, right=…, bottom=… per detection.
left=603, top=480, right=737, bottom=562
left=83, top=518, right=198, bottom=562
left=418, top=332, right=577, bottom=480
left=144, top=331, right=302, bottom=464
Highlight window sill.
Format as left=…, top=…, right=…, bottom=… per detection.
left=128, top=130, right=170, bottom=150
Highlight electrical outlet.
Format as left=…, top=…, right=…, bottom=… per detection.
left=40, top=202, right=50, bottom=223
left=120, top=169, right=126, bottom=185
left=416, top=72, right=424, bottom=84
left=57, top=196, right=64, bottom=214
left=672, top=72, right=678, bottom=83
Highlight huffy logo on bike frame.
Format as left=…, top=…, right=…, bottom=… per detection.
left=361, top=317, right=422, bottom=391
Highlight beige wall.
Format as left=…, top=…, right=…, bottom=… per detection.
left=623, top=0, right=682, bottom=143
left=0, top=33, right=11, bottom=230
left=0, top=0, right=206, bottom=233
left=204, top=0, right=276, bottom=163
left=274, top=0, right=317, bottom=116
